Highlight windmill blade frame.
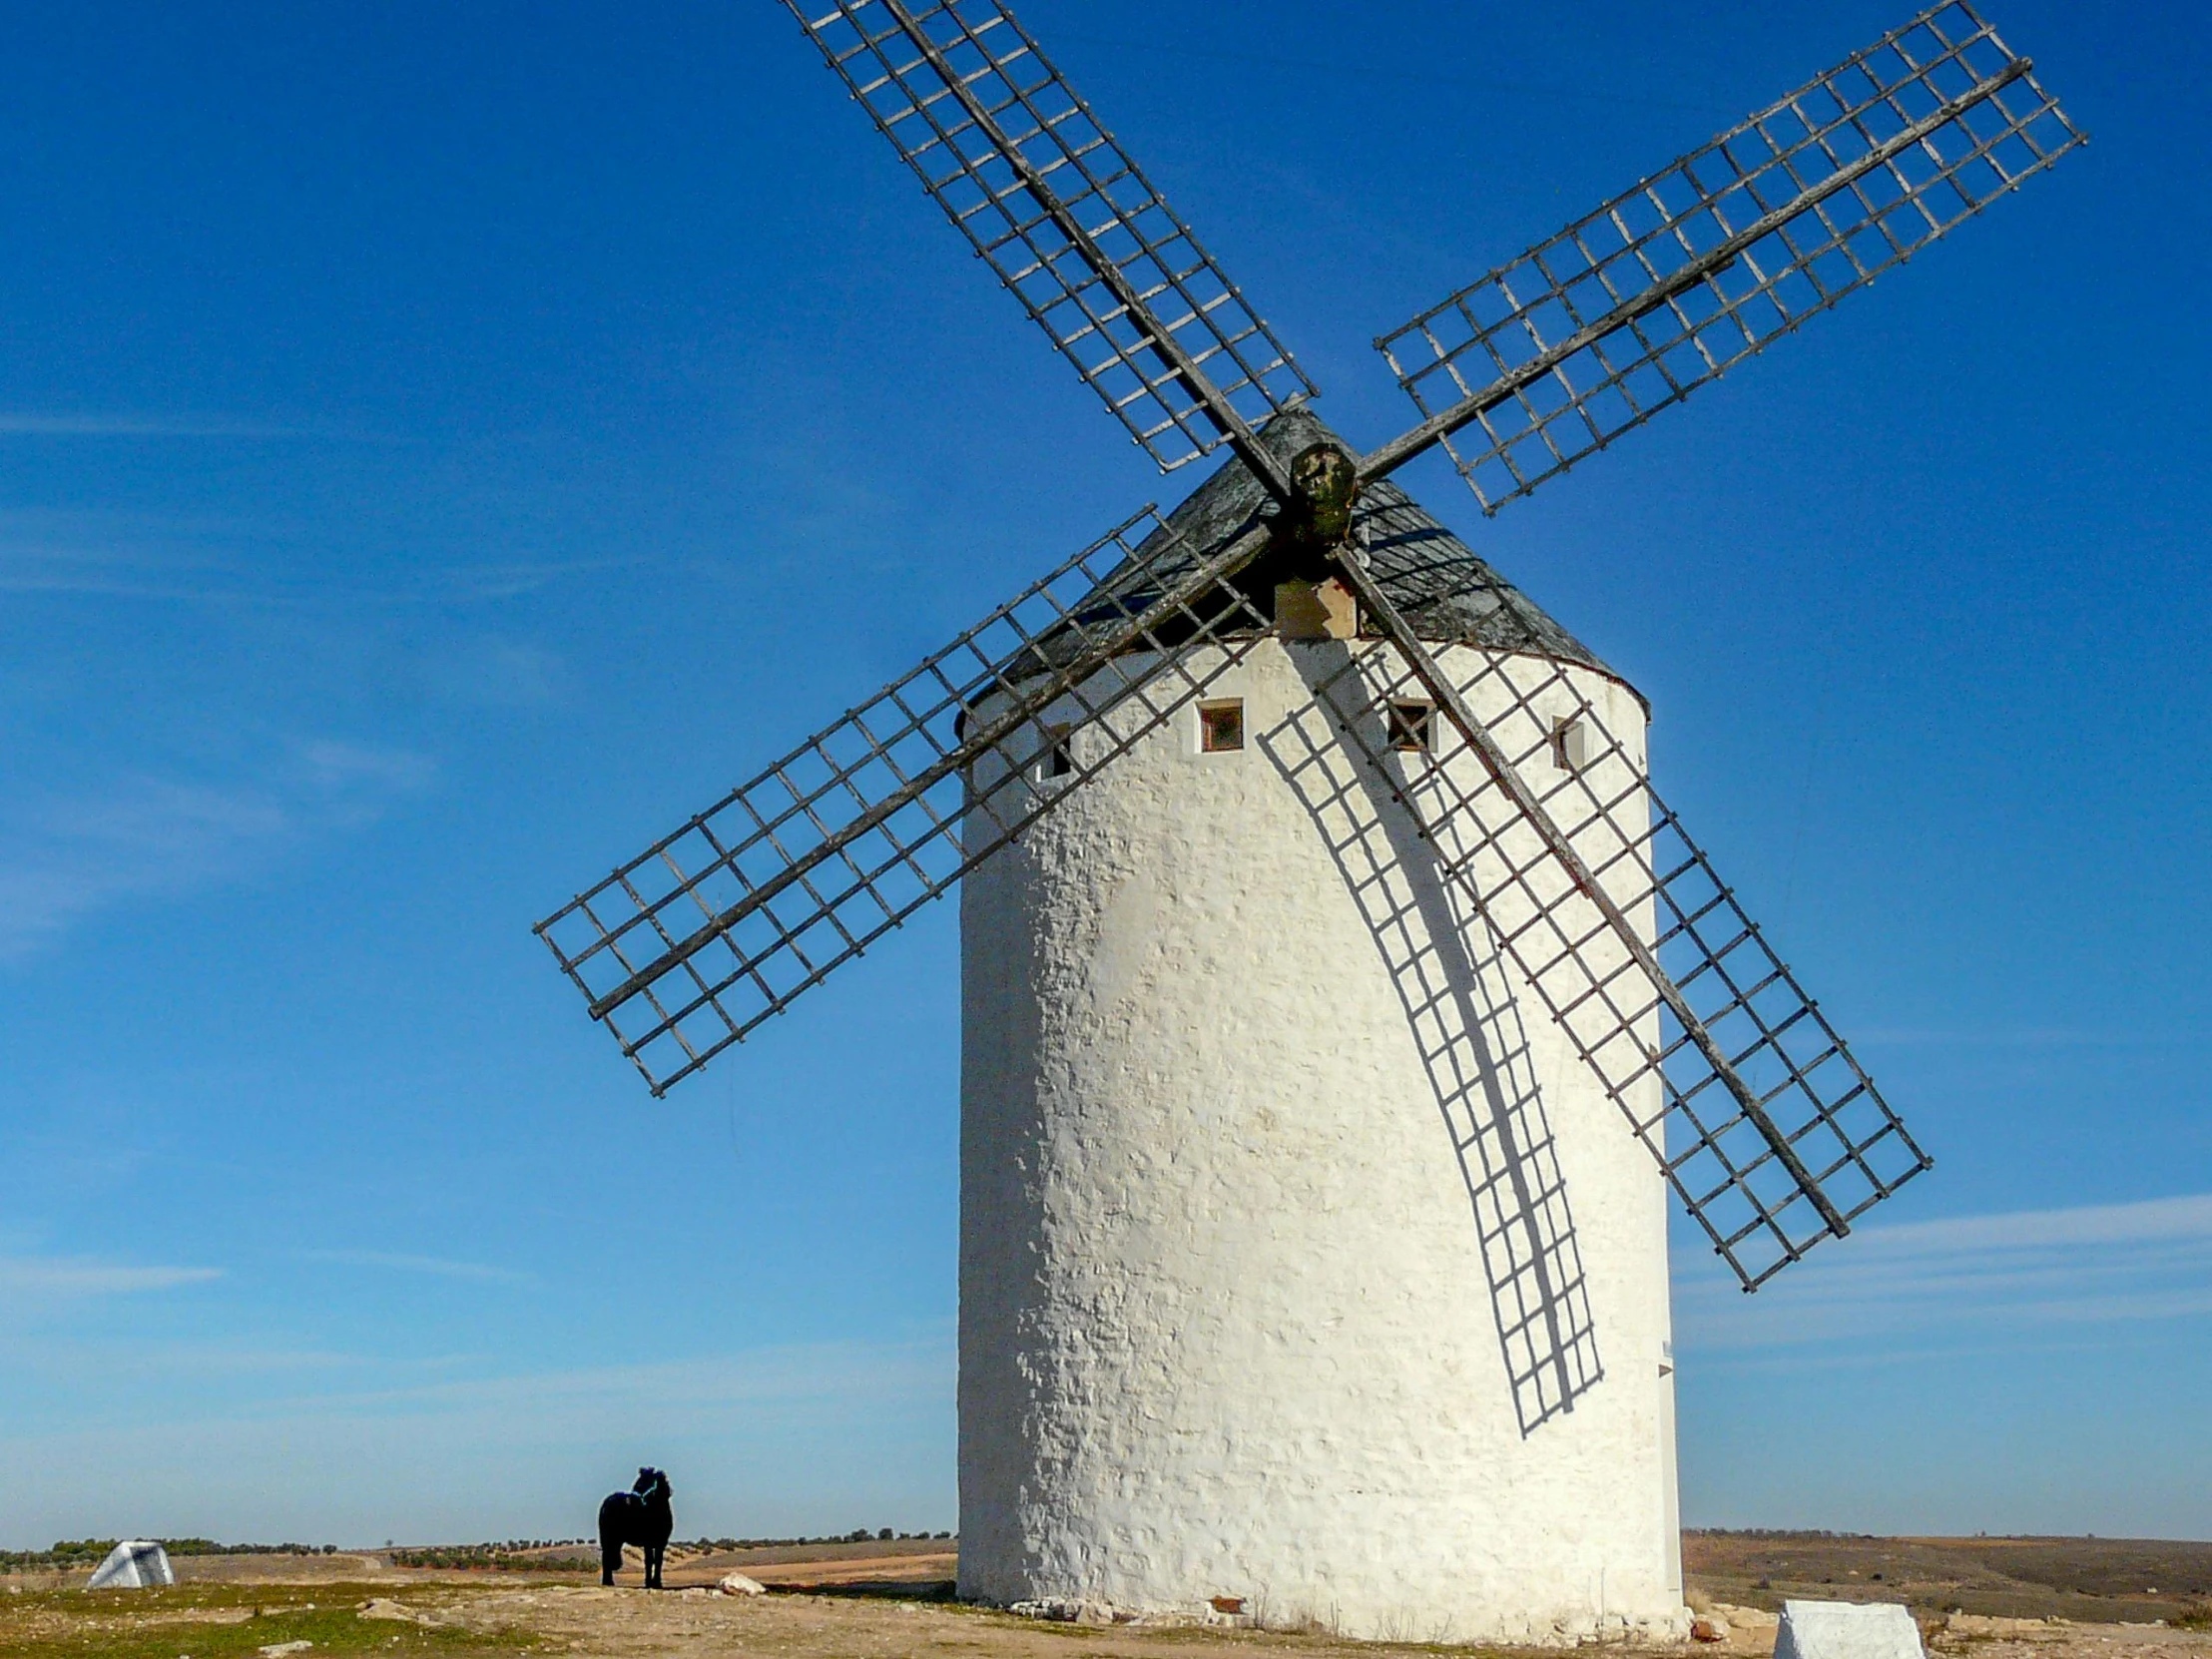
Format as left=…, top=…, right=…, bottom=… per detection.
left=1314, top=539, right=1929, bottom=1288
left=784, top=0, right=1316, bottom=476
left=529, top=0, right=2075, bottom=1278
left=1363, top=0, right=2083, bottom=510
left=536, top=507, right=1277, bottom=1095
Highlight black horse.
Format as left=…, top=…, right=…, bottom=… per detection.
left=597, top=1466, right=674, bottom=1588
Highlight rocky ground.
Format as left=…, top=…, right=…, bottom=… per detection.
left=0, top=1536, right=2203, bottom=1659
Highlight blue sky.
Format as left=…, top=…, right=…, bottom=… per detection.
left=1, top=0, right=2205, bottom=1548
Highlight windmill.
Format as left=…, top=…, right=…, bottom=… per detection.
left=537, top=1, right=2079, bottom=1637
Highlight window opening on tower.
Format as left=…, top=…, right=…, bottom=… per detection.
left=1199, top=700, right=1245, bottom=753
left=1388, top=700, right=1434, bottom=755
left=1551, top=716, right=1589, bottom=773
left=1040, top=724, right=1074, bottom=780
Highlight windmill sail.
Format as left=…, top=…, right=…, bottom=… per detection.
left=1366, top=1, right=2083, bottom=510
left=532, top=1, right=2080, bottom=1287
left=783, top=0, right=1315, bottom=474
left=1311, top=549, right=1929, bottom=1289
left=536, top=507, right=1274, bottom=1095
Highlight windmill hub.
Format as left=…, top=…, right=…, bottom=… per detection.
left=1279, top=439, right=1359, bottom=559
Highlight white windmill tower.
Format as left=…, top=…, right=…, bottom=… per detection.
left=538, top=0, right=2079, bottom=1640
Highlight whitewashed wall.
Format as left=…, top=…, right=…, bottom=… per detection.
left=958, top=637, right=1685, bottom=1643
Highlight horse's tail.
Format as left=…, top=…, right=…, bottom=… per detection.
left=597, top=1492, right=632, bottom=1577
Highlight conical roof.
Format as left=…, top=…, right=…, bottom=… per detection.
left=1097, top=406, right=1617, bottom=679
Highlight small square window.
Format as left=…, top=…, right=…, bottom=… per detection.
left=1199, top=699, right=1244, bottom=753
left=1039, top=724, right=1074, bottom=780
left=1387, top=700, right=1434, bottom=754
left=1551, top=716, right=1589, bottom=773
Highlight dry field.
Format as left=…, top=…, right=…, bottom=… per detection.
left=0, top=1536, right=2203, bottom=1659
left=1682, top=1533, right=2212, bottom=1624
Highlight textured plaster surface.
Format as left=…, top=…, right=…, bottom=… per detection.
left=958, top=637, right=1684, bottom=1643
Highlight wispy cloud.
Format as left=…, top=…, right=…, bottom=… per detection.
left=436, top=638, right=565, bottom=709
left=304, top=1251, right=535, bottom=1287
left=0, top=1256, right=222, bottom=1299
left=1860, top=1192, right=2212, bottom=1252
left=0, top=488, right=639, bottom=613
left=0, top=744, right=434, bottom=959
left=6, top=1338, right=479, bottom=1391
left=1677, top=1192, right=2212, bottom=1356
left=433, top=561, right=630, bottom=604
left=262, top=1330, right=956, bottom=1424
left=0, top=539, right=263, bottom=604
left=1855, top=1025, right=2187, bottom=1051
left=0, top=532, right=627, bottom=610
left=2, top=1328, right=950, bottom=1436
left=0, top=778, right=287, bottom=955
left=0, top=504, right=313, bottom=607
left=298, top=742, right=437, bottom=799
left=0, top=412, right=334, bottom=439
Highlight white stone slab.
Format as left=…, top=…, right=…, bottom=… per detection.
left=86, top=1541, right=174, bottom=1589
left=1775, top=1600, right=1924, bottom=1659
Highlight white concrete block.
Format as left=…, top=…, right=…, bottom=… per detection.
left=1776, top=1600, right=1926, bottom=1659
left=85, top=1541, right=174, bottom=1590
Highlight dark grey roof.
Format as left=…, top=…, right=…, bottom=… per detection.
left=1094, top=406, right=1616, bottom=678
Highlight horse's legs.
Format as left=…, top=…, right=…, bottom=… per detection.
left=646, top=1544, right=662, bottom=1590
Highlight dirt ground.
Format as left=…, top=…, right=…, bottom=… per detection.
left=1, top=1536, right=2204, bottom=1659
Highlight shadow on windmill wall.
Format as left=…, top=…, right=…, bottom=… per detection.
left=1260, top=641, right=1603, bottom=1435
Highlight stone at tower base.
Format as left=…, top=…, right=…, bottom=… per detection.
left=1777, top=1601, right=1928, bottom=1659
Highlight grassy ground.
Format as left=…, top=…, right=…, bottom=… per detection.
left=0, top=1582, right=538, bottom=1659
